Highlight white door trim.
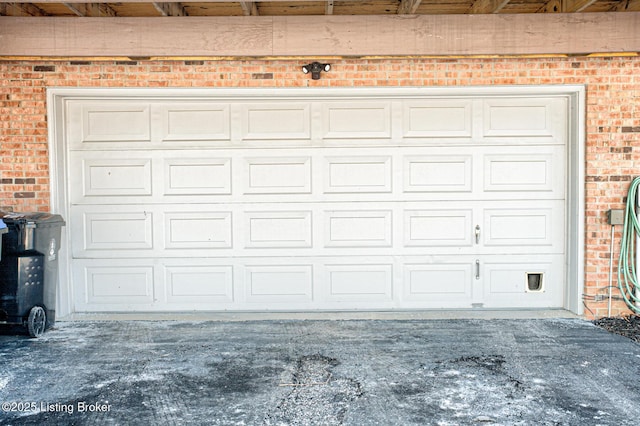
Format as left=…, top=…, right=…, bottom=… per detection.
left=47, top=85, right=585, bottom=317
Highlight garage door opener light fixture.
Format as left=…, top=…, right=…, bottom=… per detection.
left=302, top=62, right=331, bottom=80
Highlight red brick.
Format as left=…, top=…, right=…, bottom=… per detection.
left=1, top=56, right=639, bottom=317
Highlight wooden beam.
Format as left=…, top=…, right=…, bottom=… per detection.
left=397, top=0, right=422, bottom=14
left=152, top=2, right=186, bottom=16
left=3, top=2, right=46, bottom=16
left=468, top=0, right=510, bottom=14
left=615, top=0, right=640, bottom=11
left=325, top=0, right=333, bottom=15
left=562, top=0, right=597, bottom=12
left=539, top=0, right=562, bottom=13
left=0, top=13, right=639, bottom=57
left=64, top=3, right=84, bottom=16
left=0, top=0, right=325, bottom=2
left=63, top=3, right=116, bottom=17
left=239, top=1, right=258, bottom=16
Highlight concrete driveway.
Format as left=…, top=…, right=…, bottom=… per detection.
left=1, top=316, right=639, bottom=425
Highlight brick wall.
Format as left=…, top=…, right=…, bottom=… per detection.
left=1, top=57, right=639, bottom=318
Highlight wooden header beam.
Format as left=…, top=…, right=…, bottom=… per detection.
left=0, top=13, right=639, bottom=58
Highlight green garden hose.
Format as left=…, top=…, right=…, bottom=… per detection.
left=618, top=176, right=640, bottom=314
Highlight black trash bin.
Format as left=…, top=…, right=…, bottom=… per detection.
left=0, top=212, right=65, bottom=337
left=0, top=218, right=7, bottom=257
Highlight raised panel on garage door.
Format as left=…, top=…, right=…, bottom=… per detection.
left=482, top=201, right=565, bottom=254
left=324, top=156, right=392, bottom=193
left=82, top=104, right=151, bottom=143
left=244, top=157, right=311, bottom=194
left=403, top=155, right=473, bottom=193
left=322, top=102, right=391, bottom=139
left=164, top=212, right=232, bottom=249
left=482, top=97, right=567, bottom=143
left=404, top=209, right=473, bottom=247
left=69, top=152, right=154, bottom=203
left=79, top=263, right=155, bottom=306
left=164, top=158, right=231, bottom=196
left=482, top=145, right=564, bottom=197
left=481, top=256, right=564, bottom=308
left=241, top=103, right=311, bottom=141
left=403, top=100, right=472, bottom=138
left=325, top=210, right=392, bottom=248
left=81, top=158, right=152, bottom=197
left=324, top=264, right=393, bottom=302
left=66, top=102, right=152, bottom=150
left=75, top=210, right=154, bottom=253
left=165, top=265, right=233, bottom=304
left=403, top=263, right=473, bottom=307
left=244, top=211, right=312, bottom=248
left=157, top=103, right=230, bottom=142
left=245, top=265, right=313, bottom=303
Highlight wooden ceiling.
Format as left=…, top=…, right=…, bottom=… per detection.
left=1, top=0, right=638, bottom=18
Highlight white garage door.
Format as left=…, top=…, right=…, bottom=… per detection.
left=63, top=89, right=568, bottom=312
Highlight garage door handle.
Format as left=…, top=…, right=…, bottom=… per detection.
left=475, top=225, right=481, bottom=244
left=475, top=260, right=480, bottom=280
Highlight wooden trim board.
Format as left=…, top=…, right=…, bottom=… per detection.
left=1, top=13, right=639, bottom=57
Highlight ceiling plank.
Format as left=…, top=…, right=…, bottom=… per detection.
left=1, top=0, right=331, bottom=3
left=152, top=2, right=186, bottom=16
left=63, top=3, right=117, bottom=17
left=239, top=1, right=259, bottom=15
left=538, top=0, right=562, bottom=13
left=397, top=0, right=422, bottom=14
left=1, top=14, right=639, bottom=57
left=468, top=0, right=511, bottom=14
left=63, top=3, right=84, bottom=16
left=3, top=2, right=46, bottom=15
left=615, top=0, right=640, bottom=11
left=62, top=3, right=87, bottom=16
left=325, top=0, right=334, bottom=15
left=562, top=0, right=597, bottom=12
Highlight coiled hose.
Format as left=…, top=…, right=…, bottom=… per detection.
left=618, top=176, right=640, bottom=314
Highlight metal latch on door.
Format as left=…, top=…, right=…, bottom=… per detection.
left=475, top=225, right=481, bottom=279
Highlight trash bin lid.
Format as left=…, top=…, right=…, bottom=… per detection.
left=1, top=212, right=65, bottom=227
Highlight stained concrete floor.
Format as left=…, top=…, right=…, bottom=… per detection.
left=1, top=318, right=640, bottom=425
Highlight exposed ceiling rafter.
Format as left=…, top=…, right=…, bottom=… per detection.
left=239, top=1, right=258, bottom=15
left=468, top=0, right=511, bottom=14
left=538, top=0, right=597, bottom=13
left=397, top=0, right=422, bottom=14
left=562, top=0, right=597, bottom=11
left=63, top=3, right=116, bottom=16
left=539, top=0, right=561, bottom=12
left=152, top=2, right=186, bottom=16
left=325, top=0, right=333, bottom=15
left=614, top=0, right=640, bottom=10
left=3, top=2, right=46, bottom=15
